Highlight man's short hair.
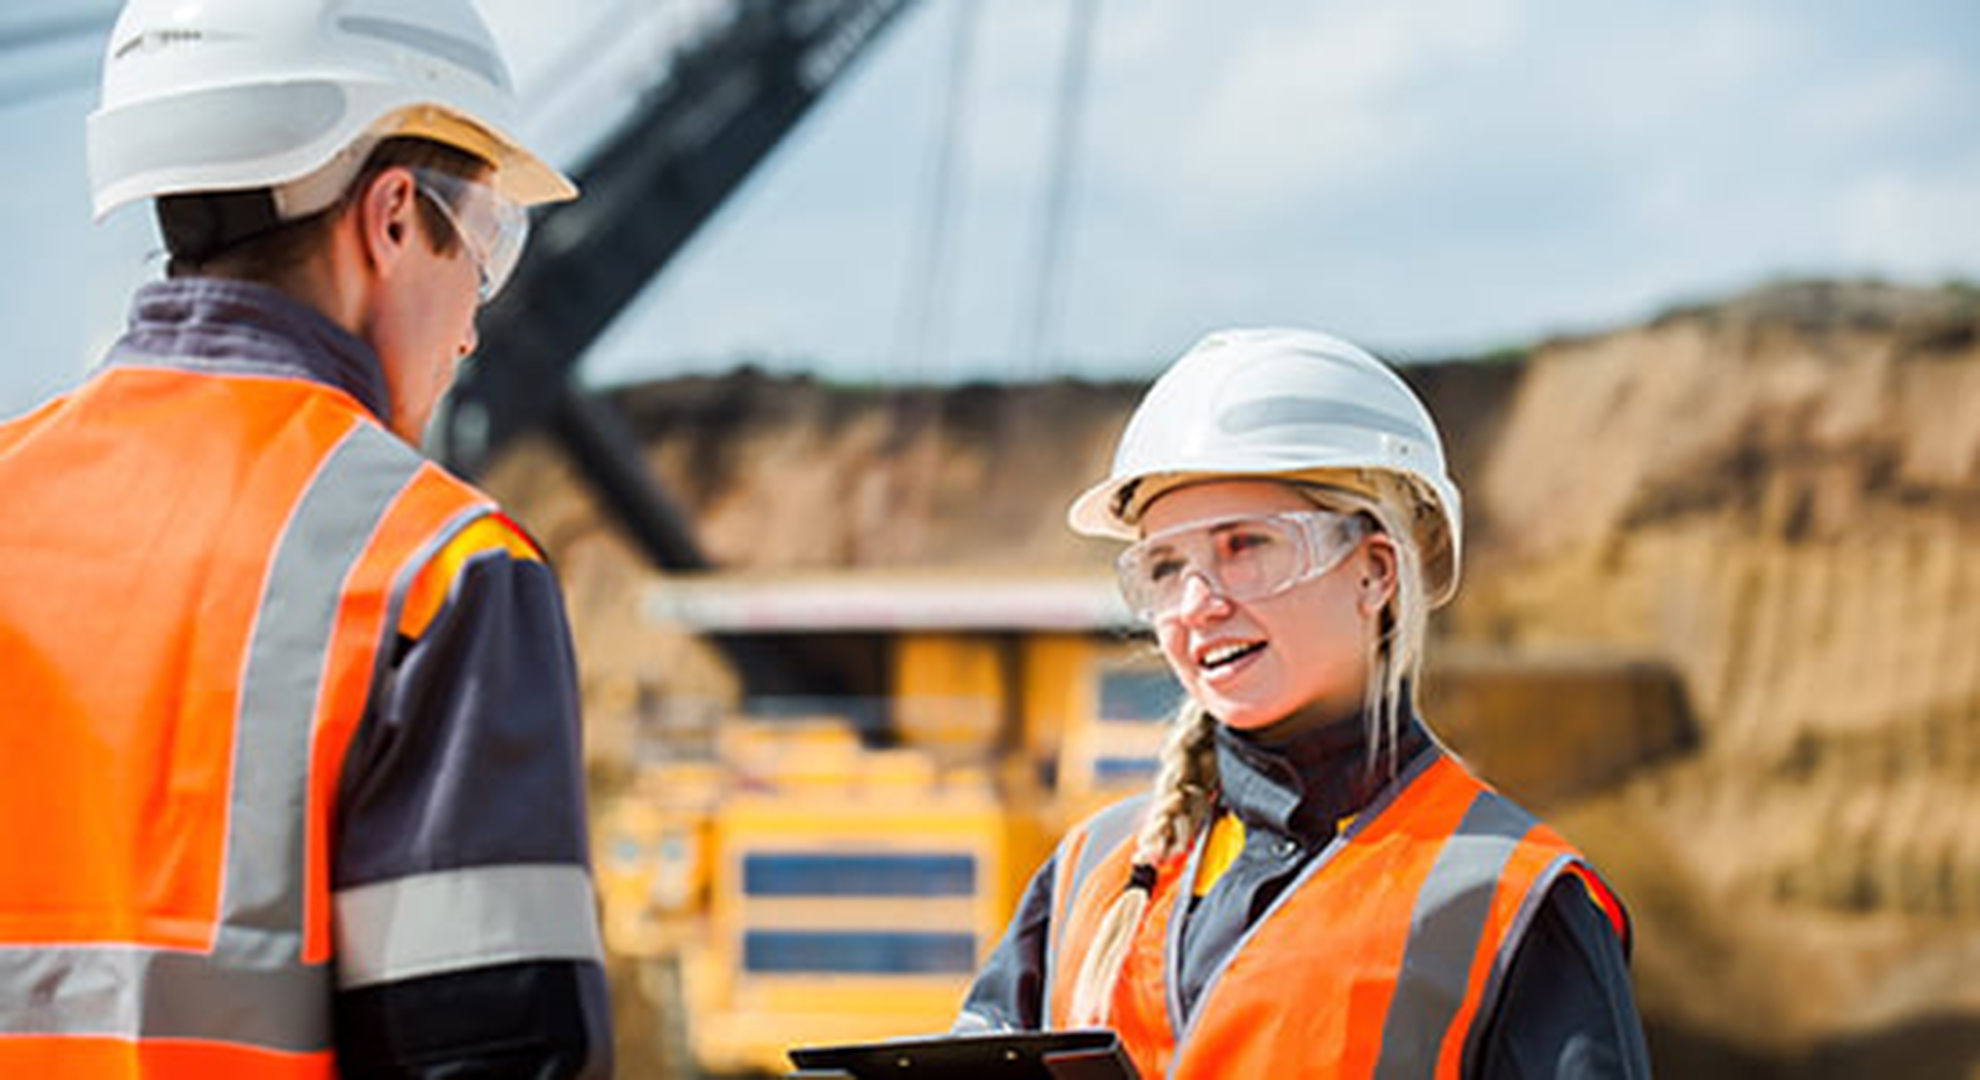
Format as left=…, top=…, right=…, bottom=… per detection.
left=158, top=137, right=488, bottom=282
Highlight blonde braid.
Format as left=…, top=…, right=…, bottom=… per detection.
left=1066, top=700, right=1218, bottom=1027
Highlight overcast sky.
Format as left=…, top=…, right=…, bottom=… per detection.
left=3, top=0, right=1977, bottom=418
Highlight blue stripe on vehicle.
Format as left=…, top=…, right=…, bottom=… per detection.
left=743, top=853, right=977, bottom=897
left=743, top=931, right=977, bottom=975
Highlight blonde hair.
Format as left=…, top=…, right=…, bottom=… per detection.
left=1321, top=474, right=1433, bottom=775
left=1064, top=471, right=1434, bottom=1027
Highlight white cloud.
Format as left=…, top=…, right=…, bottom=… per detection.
left=1154, top=1, right=1522, bottom=219
left=1834, top=156, right=1980, bottom=277
left=1794, top=54, right=1968, bottom=145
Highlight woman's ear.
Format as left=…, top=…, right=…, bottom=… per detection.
left=1359, top=535, right=1399, bottom=616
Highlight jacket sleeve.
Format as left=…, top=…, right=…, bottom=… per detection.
left=1465, top=874, right=1652, bottom=1080
left=956, top=855, right=1057, bottom=1033
left=330, top=518, right=613, bottom=1078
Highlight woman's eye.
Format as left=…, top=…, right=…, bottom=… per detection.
left=1221, top=530, right=1274, bottom=557
left=1148, top=556, right=1186, bottom=582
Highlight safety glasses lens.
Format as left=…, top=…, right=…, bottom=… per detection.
left=1117, top=509, right=1362, bottom=618
left=411, top=168, right=529, bottom=304
left=478, top=197, right=528, bottom=301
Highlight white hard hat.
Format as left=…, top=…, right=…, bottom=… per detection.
left=1068, top=327, right=1464, bottom=606
left=87, top=0, right=577, bottom=221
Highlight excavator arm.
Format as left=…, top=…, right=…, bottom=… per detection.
left=440, top=0, right=918, bottom=571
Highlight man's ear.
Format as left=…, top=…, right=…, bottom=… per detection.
left=354, top=166, right=419, bottom=275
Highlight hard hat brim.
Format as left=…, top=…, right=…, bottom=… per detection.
left=393, top=106, right=576, bottom=207
left=1068, top=465, right=1381, bottom=541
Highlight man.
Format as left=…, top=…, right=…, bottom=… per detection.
left=0, top=0, right=612, bottom=1075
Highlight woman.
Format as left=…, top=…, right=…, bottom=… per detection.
left=958, top=329, right=1650, bottom=1078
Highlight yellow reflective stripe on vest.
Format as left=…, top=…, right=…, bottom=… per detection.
left=1191, top=813, right=1245, bottom=898
left=334, top=864, right=604, bottom=989
left=395, top=513, right=540, bottom=640
left=0, top=422, right=421, bottom=1055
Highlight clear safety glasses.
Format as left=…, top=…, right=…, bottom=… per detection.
left=1116, top=508, right=1370, bottom=619
left=409, top=167, right=529, bottom=304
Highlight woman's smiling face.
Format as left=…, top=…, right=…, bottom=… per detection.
left=1139, top=479, right=1391, bottom=736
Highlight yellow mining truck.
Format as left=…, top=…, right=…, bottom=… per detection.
left=595, top=573, right=1176, bottom=1076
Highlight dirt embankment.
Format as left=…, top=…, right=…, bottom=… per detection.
left=488, top=280, right=1980, bottom=1077
left=1459, top=282, right=1980, bottom=1072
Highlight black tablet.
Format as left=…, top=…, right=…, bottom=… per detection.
left=788, top=1028, right=1138, bottom=1079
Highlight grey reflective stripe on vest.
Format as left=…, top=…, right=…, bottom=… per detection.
left=336, top=864, right=605, bottom=989
left=0, top=421, right=421, bottom=1054
left=1370, top=791, right=1536, bottom=1080
left=1041, top=795, right=1146, bottom=1022
left=225, top=422, right=422, bottom=938
left=0, top=946, right=329, bottom=1051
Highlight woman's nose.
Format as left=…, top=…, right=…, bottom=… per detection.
left=1174, top=569, right=1231, bottom=624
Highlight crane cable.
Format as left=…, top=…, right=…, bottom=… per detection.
left=877, top=0, right=979, bottom=568
left=890, top=0, right=979, bottom=385
left=1012, top=0, right=1100, bottom=382
left=0, top=9, right=117, bottom=52
left=0, top=9, right=120, bottom=110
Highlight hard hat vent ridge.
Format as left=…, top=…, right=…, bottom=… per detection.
left=335, top=14, right=509, bottom=90
left=1214, top=397, right=1430, bottom=444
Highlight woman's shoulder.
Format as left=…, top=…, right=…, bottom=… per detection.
left=1064, top=794, right=1152, bottom=853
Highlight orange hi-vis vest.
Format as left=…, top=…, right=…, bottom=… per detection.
left=1043, top=750, right=1629, bottom=1080
left=0, top=365, right=531, bottom=1078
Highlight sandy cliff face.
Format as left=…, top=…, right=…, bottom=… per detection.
left=488, top=281, right=1980, bottom=1073
left=612, top=374, right=1147, bottom=570
left=1459, top=283, right=1980, bottom=1064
